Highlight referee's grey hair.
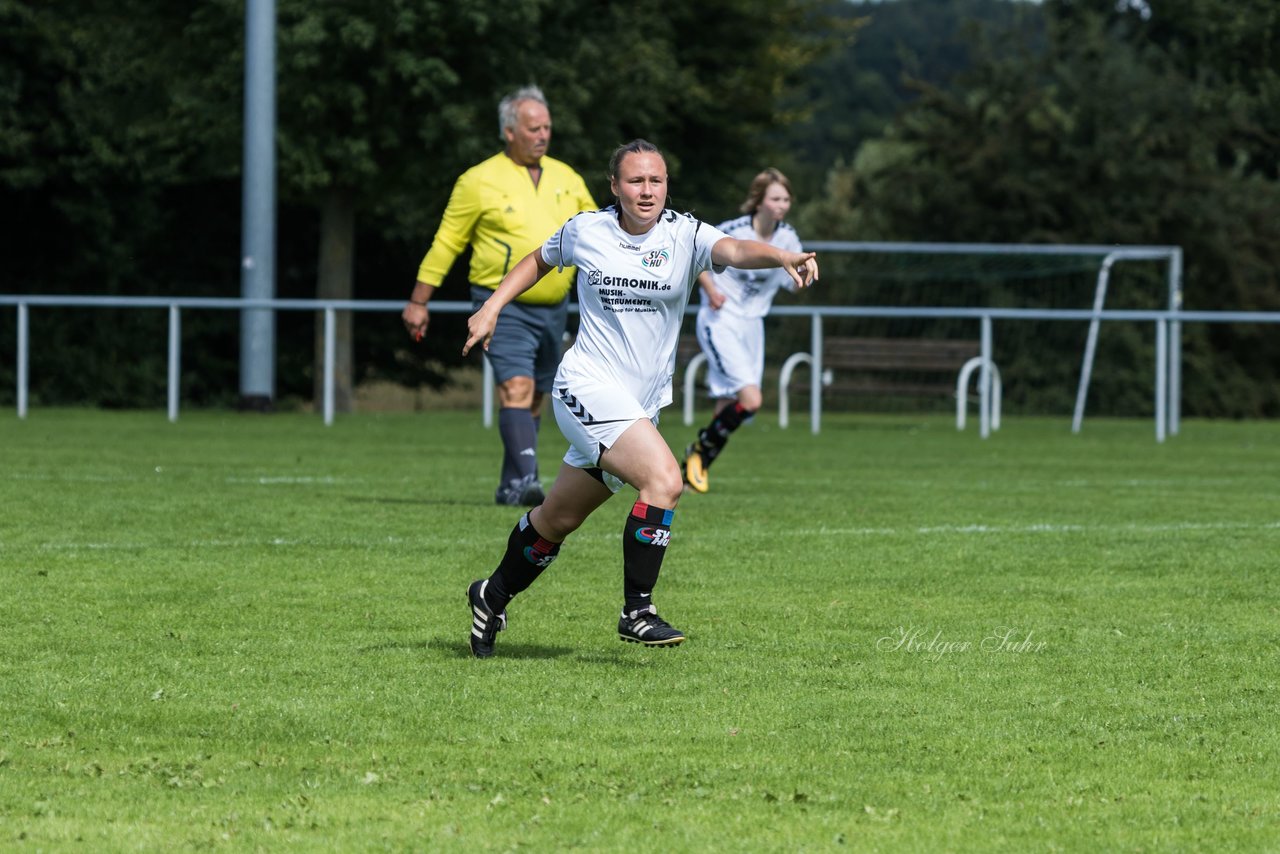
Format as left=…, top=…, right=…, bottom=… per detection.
left=498, top=85, right=549, bottom=140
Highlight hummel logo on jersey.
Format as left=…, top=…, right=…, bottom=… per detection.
left=635, top=527, right=671, bottom=547
left=619, top=240, right=641, bottom=250
left=641, top=249, right=670, bottom=269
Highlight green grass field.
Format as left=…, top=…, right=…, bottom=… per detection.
left=2, top=408, right=1278, bottom=851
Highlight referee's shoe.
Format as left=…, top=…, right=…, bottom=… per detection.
left=495, top=473, right=546, bottom=507
left=618, top=604, right=686, bottom=647
left=467, top=579, right=506, bottom=658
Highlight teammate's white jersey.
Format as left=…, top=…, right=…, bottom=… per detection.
left=543, top=206, right=728, bottom=413
left=698, top=215, right=803, bottom=318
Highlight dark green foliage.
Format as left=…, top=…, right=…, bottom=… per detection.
left=774, top=0, right=1042, bottom=205
left=795, top=0, right=1280, bottom=417
left=1, top=0, right=834, bottom=405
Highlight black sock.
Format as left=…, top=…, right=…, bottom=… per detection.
left=498, top=407, right=539, bottom=485
left=484, top=513, right=560, bottom=613
left=697, top=402, right=754, bottom=467
left=533, top=414, right=541, bottom=478
left=622, top=501, right=674, bottom=614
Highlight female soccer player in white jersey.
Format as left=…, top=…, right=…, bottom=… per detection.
left=459, top=140, right=818, bottom=657
left=682, top=168, right=807, bottom=494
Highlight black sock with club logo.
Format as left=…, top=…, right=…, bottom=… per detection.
left=484, top=513, right=560, bottom=613
left=622, top=501, right=674, bottom=615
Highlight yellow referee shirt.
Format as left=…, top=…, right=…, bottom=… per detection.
left=417, top=152, right=597, bottom=305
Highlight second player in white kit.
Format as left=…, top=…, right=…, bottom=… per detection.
left=695, top=215, right=802, bottom=397
left=459, top=141, right=818, bottom=658
left=683, top=168, right=809, bottom=494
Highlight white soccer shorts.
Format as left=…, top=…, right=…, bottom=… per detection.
left=551, top=379, right=658, bottom=494
left=696, top=307, right=765, bottom=400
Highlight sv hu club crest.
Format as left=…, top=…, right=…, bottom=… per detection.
left=641, top=249, right=670, bottom=269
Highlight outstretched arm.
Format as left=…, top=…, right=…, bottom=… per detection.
left=711, top=238, right=819, bottom=290
left=462, top=250, right=554, bottom=356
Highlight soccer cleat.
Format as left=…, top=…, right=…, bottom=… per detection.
left=495, top=474, right=545, bottom=507
left=467, top=579, right=506, bottom=658
left=518, top=475, right=546, bottom=506
left=618, top=604, right=686, bottom=647
left=683, top=443, right=709, bottom=494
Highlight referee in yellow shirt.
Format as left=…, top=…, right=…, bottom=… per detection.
left=403, top=86, right=596, bottom=506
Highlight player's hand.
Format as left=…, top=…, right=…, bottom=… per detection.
left=403, top=302, right=429, bottom=342
left=462, top=306, right=498, bottom=356
left=706, top=287, right=727, bottom=311
left=786, top=252, right=819, bottom=289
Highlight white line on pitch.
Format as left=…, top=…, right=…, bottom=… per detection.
left=5, top=473, right=355, bottom=485
left=4, top=521, right=1277, bottom=553
left=789, top=520, right=1280, bottom=536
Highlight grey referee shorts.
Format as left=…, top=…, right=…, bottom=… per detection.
left=470, top=285, right=569, bottom=392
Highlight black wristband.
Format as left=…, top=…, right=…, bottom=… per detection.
left=409, top=300, right=427, bottom=306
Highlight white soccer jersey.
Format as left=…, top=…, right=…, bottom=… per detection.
left=543, top=206, right=729, bottom=414
left=699, top=215, right=803, bottom=318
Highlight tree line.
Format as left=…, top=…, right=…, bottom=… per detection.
left=2, top=0, right=1276, bottom=416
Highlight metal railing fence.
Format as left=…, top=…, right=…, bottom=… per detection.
left=4, top=294, right=1279, bottom=441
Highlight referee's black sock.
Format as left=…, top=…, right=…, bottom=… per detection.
left=622, top=501, right=674, bottom=614
left=498, top=407, right=539, bottom=486
left=484, top=513, right=560, bottom=613
left=532, top=414, right=541, bottom=478
left=696, top=402, right=754, bottom=468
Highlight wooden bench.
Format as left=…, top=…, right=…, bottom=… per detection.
left=776, top=335, right=979, bottom=422
left=810, top=336, right=981, bottom=398
left=684, top=334, right=986, bottom=428
left=779, top=335, right=1005, bottom=430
